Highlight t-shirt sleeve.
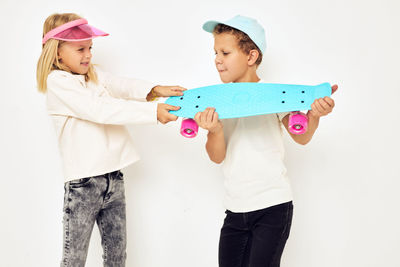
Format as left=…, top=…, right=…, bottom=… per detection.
left=277, top=112, right=290, bottom=121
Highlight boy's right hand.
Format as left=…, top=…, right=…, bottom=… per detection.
left=194, top=107, right=223, bottom=133
left=157, top=103, right=180, bottom=124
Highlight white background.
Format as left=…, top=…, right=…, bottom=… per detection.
left=1, top=0, right=399, bottom=266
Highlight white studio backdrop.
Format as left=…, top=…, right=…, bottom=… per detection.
left=0, top=0, right=399, bottom=266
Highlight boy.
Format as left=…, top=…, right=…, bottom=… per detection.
left=195, top=15, right=337, bottom=267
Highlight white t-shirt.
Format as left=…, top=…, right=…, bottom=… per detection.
left=46, top=69, right=158, bottom=182
left=221, top=80, right=293, bottom=212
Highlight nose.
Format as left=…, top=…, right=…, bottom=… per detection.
left=85, top=50, right=92, bottom=59
left=215, top=54, right=222, bottom=65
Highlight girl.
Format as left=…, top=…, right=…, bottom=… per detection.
left=37, top=13, right=185, bottom=266
left=196, top=15, right=337, bottom=267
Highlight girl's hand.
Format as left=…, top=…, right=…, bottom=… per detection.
left=153, top=85, right=187, bottom=97
left=194, top=107, right=223, bottom=133
left=308, top=84, right=338, bottom=118
left=157, top=103, right=180, bottom=124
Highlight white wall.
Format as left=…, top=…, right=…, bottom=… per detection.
left=1, top=0, right=399, bottom=266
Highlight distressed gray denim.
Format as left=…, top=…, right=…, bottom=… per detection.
left=61, top=170, right=126, bottom=267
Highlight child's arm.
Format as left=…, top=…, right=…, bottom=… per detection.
left=146, top=85, right=186, bottom=102
left=98, top=69, right=185, bottom=101
left=282, top=84, right=338, bottom=145
left=47, top=71, right=179, bottom=125
left=194, top=108, right=226, bottom=164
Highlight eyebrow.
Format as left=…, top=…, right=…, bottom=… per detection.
left=76, top=42, right=93, bottom=47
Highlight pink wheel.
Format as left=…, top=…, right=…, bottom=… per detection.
left=289, top=112, right=308, bottom=135
left=180, top=118, right=199, bottom=138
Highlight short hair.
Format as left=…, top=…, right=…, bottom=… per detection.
left=213, top=24, right=263, bottom=66
left=36, top=13, right=98, bottom=93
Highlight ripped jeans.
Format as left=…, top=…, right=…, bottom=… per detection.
left=61, top=170, right=126, bottom=267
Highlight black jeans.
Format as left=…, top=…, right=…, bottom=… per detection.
left=219, top=202, right=293, bottom=267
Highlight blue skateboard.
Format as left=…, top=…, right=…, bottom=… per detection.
left=166, top=82, right=332, bottom=137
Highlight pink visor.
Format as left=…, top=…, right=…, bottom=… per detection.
left=42, top=18, right=109, bottom=44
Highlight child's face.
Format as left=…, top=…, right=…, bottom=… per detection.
left=214, top=33, right=250, bottom=83
left=58, top=40, right=93, bottom=75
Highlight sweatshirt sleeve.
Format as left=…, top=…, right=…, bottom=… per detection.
left=46, top=71, right=158, bottom=125
left=96, top=68, right=157, bottom=101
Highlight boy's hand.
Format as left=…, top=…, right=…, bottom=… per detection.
left=153, top=85, right=187, bottom=97
left=308, top=84, right=338, bottom=118
left=157, top=103, right=180, bottom=124
left=194, top=107, right=223, bottom=133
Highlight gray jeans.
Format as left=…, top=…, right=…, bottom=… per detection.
left=61, top=170, right=127, bottom=267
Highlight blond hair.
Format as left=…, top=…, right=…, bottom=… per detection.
left=36, top=13, right=98, bottom=93
left=213, top=24, right=263, bottom=66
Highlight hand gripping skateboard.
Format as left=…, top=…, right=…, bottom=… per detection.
left=165, top=82, right=332, bottom=138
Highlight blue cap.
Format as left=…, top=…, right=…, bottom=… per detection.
left=202, top=15, right=266, bottom=54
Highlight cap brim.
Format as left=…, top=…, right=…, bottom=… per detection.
left=202, top=20, right=222, bottom=33
left=53, top=24, right=109, bottom=42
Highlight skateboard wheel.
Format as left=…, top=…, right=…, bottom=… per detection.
left=289, top=112, right=308, bottom=135
left=180, top=118, right=199, bottom=138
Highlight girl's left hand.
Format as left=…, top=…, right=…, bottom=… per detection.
left=308, top=84, right=338, bottom=118
left=153, top=85, right=187, bottom=97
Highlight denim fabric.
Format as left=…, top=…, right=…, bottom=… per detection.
left=219, top=202, right=293, bottom=267
left=61, top=171, right=127, bottom=267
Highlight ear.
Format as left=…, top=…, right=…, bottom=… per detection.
left=248, top=49, right=259, bottom=66
left=56, top=51, right=61, bottom=61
